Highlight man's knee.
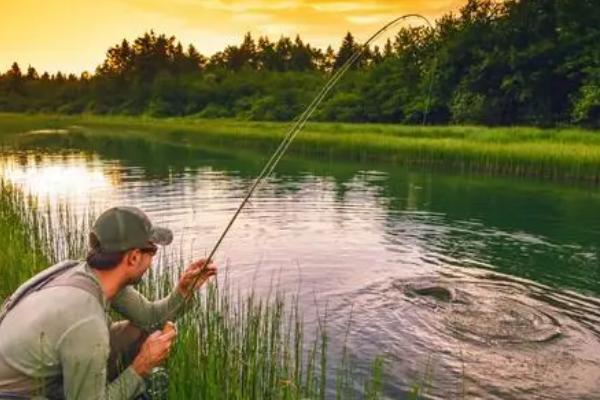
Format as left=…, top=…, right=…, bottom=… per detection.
left=108, top=321, right=147, bottom=381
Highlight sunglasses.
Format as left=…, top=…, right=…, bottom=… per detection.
left=140, top=243, right=158, bottom=256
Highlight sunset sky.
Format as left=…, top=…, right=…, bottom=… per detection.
left=1, top=0, right=464, bottom=74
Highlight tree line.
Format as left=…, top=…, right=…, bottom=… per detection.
left=1, top=0, right=598, bottom=126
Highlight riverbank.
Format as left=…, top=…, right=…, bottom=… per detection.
left=2, top=113, right=600, bottom=183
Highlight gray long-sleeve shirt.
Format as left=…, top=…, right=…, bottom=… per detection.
left=0, top=261, right=186, bottom=399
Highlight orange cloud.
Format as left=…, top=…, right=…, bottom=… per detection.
left=0, top=0, right=465, bottom=74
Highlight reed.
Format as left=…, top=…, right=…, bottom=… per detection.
left=0, top=180, right=385, bottom=399
left=2, top=113, right=600, bottom=183
left=0, top=181, right=48, bottom=299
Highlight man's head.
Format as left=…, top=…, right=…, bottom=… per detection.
left=86, top=207, right=173, bottom=284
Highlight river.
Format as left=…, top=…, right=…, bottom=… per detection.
left=1, top=130, right=600, bottom=399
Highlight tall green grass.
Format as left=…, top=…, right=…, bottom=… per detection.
left=0, top=182, right=47, bottom=299
left=0, top=181, right=385, bottom=399
left=2, top=113, right=600, bottom=183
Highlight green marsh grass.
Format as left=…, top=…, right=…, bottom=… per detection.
left=0, top=181, right=385, bottom=399
left=0, top=182, right=48, bottom=299
left=2, top=113, right=600, bottom=183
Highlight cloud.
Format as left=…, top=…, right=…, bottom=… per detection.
left=117, top=0, right=465, bottom=53
left=346, top=15, right=390, bottom=25
left=232, top=12, right=274, bottom=23
left=1, top=0, right=465, bottom=73
left=310, top=2, right=388, bottom=12
left=125, top=0, right=464, bottom=31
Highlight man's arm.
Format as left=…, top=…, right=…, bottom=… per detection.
left=111, top=286, right=185, bottom=332
left=112, top=260, right=217, bottom=332
left=58, top=317, right=145, bottom=400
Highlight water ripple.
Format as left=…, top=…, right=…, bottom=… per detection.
left=330, top=267, right=600, bottom=399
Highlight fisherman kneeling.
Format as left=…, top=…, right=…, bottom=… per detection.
left=0, top=207, right=216, bottom=399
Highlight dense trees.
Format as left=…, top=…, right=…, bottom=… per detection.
left=1, top=0, right=598, bottom=126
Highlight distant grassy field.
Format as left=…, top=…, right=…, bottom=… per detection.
left=2, top=113, right=600, bottom=182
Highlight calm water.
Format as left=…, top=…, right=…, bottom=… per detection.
left=2, top=132, right=600, bottom=399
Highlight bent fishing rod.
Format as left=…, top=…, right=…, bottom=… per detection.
left=184, top=14, right=436, bottom=299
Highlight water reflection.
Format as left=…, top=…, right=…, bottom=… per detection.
left=2, top=133, right=600, bottom=398
left=1, top=152, right=115, bottom=200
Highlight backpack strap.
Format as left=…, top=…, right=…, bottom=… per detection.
left=0, top=393, right=29, bottom=399
left=44, top=272, right=103, bottom=305
left=0, top=260, right=102, bottom=326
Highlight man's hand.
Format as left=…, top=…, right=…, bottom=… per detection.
left=177, top=259, right=217, bottom=298
left=132, top=328, right=177, bottom=377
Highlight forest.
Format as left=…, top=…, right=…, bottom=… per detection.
left=0, top=0, right=598, bottom=126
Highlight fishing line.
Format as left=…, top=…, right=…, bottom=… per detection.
left=185, top=14, right=437, bottom=298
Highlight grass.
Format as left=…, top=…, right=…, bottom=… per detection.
left=0, top=180, right=387, bottom=399
left=0, top=182, right=49, bottom=300
left=2, top=113, right=600, bottom=183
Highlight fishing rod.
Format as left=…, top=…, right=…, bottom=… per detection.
left=184, top=14, right=437, bottom=299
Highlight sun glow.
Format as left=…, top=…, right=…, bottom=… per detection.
left=0, top=154, right=114, bottom=200
left=1, top=0, right=464, bottom=74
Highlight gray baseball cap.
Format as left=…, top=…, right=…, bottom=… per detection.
left=91, top=206, right=173, bottom=252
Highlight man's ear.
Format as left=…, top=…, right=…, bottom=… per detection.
left=124, top=249, right=141, bottom=268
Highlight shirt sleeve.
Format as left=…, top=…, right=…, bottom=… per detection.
left=57, top=317, right=145, bottom=400
left=111, top=286, right=186, bottom=332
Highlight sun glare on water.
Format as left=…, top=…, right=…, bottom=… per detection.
left=0, top=154, right=114, bottom=202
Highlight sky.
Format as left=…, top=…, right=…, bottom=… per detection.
left=0, top=0, right=465, bottom=74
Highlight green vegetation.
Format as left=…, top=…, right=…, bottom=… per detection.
left=0, top=181, right=386, bottom=399
left=1, top=0, right=599, bottom=126
left=2, top=113, right=600, bottom=183
left=0, top=183, right=48, bottom=300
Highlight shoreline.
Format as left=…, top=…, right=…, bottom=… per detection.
left=2, top=113, right=600, bottom=183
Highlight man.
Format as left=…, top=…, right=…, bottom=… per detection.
left=0, top=206, right=216, bottom=399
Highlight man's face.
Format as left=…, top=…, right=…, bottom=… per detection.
left=126, top=246, right=156, bottom=285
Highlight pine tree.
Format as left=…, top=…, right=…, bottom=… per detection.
left=370, top=45, right=383, bottom=65
left=173, top=41, right=188, bottom=73
left=98, top=39, right=132, bottom=75
left=290, top=35, right=314, bottom=71
left=333, top=32, right=362, bottom=70
left=383, top=38, right=394, bottom=58
left=186, top=44, right=206, bottom=71
left=26, top=65, right=38, bottom=80
left=6, top=62, right=23, bottom=93
left=322, top=46, right=336, bottom=73
left=275, top=37, right=293, bottom=71
left=239, top=32, right=258, bottom=69
left=8, top=62, right=22, bottom=79
left=257, top=36, right=279, bottom=70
